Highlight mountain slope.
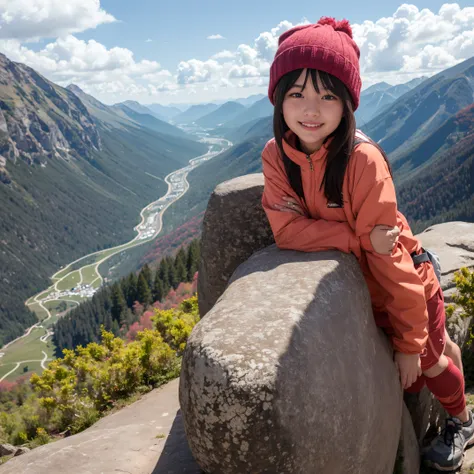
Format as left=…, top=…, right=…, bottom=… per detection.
left=0, top=54, right=206, bottom=346
left=392, top=103, right=474, bottom=183
left=161, top=130, right=272, bottom=237
left=356, top=77, right=428, bottom=126
left=362, top=57, right=474, bottom=157
left=224, top=115, right=272, bottom=143
left=173, top=103, right=219, bottom=124
left=145, top=103, right=182, bottom=121
left=115, top=100, right=159, bottom=118
left=222, top=97, right=273, bottom=129
left=111, top=103, right=194, bottom=140
left=397, top=107, right=474, bottom=233
left=195, top=101, right=246, bottom=128
left=234, top=93, right=267, bottom=107
left=0, top=55, right=100, bottom=168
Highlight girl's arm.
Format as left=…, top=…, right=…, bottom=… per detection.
left=350, top=143, right=428, bottom=355
left=261, top=144, right=361, bottom=258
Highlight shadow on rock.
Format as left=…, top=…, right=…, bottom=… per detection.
left=152, top=409, right=204, bottom=474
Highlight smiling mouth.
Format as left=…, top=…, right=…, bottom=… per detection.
left=299, top=122, right=323, bottom=129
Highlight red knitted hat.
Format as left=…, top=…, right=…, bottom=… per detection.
left=268, top=17, right=362, bottom=110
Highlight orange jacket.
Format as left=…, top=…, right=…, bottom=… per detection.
left=261, top=131, right=439, bottom=355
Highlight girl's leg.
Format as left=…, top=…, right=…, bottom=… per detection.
left=420, top=287, right=468, bottom=420
left=423, top=354, right=468, bottom=422
left=444, top=329, right=464, bottom=376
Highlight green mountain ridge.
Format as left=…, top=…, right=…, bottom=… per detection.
left=362, top=56, right=474, bottom=157
left=0, top=54, right=206, bottom=346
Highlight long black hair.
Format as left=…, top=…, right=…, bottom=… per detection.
left=273, top=68, right=392, bottom=207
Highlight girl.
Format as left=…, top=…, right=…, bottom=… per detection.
left=261, top=17, right=472, bottom=472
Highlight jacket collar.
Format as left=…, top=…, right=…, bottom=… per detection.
left=281, top=130, right=332, bottom=168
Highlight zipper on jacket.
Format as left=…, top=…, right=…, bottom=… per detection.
left=306, top=154, right=313, bottom=171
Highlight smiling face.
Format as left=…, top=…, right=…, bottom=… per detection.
left=282, top=69, right=344, bottom=154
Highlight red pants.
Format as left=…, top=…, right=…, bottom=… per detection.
left=374, top=285, right=446, bottom=370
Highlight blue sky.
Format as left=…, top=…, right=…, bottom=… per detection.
left=1, top=1, right=474, bottom=105
left=79, top=0, right=473, bottom=71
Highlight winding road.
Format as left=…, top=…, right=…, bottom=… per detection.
left=0, top=135, right=232, bottom=382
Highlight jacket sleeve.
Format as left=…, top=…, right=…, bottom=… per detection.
left=350, top=144, right=428, bottom=354
left=261, top=143, right=361, bottom=258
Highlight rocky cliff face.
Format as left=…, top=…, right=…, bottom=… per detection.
left=0, top=53, right=100, bottom=171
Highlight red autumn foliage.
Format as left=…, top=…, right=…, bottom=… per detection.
left=0, top=380, right=17, bottom=392
left=125, top=309, right=155, bottom=342
left=132, top=301, right=144, bottom=317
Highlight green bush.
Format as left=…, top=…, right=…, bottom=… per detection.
left=453, top=268, right=474, bottom=387
left=0, top=295, right=199, bottom=447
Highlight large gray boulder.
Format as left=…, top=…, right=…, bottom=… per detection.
left=418, top=221, right=474, bottom=299
left=190, top=176, right=474, bottom=473
left=181, top=246, right=403, bottom=474
left=197, top=173, right=273, bottom=317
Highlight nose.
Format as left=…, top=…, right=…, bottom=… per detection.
left=303, top=98, right=321, bottom=117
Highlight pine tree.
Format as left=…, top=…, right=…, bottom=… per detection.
left=111, top=283, right=127, bottom=323
left=168, top=259, right=179, bottom=289
left=140, top=264, right=153, bottom=289
left=153, top=273, right=165, bottom=302
left=137, top=273, right=153, bottom=306
left=158, top=258, right=170, bottom=287
left=175, top=247, right=187, bottom=268
left=111, top=319, right=120, bottom=336
left=186, top=239, right=200, bottom=281
left=175, top=258, right=188, bottom=284
left=126, top=272, right=138, bottom=307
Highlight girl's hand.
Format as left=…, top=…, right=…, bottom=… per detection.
left=370, top=225, right=400, bottom=254
left=273, top=196, right=305, bottom=216
left=394, top=352, right=422, bottom=389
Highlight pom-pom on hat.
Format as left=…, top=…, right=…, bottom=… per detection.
left=268, top=17, right=362, bottom=110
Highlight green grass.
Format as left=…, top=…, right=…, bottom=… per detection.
left=27, top=302, right=49, bottom=321
left=56, top=270, right=81, bottom=291
left=81, top=264, right=99, bottom=283
left=0, top=326, right=55, bottom=375
left=53, top=265, right=74, bottom=280
left=34, top=288, right=56, bottom=301
left=90, top=277, right=102, bottom=289
left=4, top=360, right=44, bottom=382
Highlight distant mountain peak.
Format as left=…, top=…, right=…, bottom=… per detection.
left=67, top=84, right=85, bottom=94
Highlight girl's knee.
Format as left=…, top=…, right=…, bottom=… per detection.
left=423, top=354, right=449, bottom=378
left=445, top=337, right=461, bottom=354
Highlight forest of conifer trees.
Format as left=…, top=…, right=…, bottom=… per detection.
left=53, top=239, right=200, bottom=354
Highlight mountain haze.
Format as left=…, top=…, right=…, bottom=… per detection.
left=111, top=103, right=194, bottom=140
left=145, top=103, right=182, bottom=121
left=173, top=103, right=219, bottom=124
left=195, top=101, right=246, bottom=128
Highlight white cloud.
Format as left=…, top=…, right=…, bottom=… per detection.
left=176, top=58, right=221, bottom=84
left=353, top=3, right=474, bottom=75
left=0, top=35, right=162, bottom=82
left=0, top=0, right=116, bottom=41
left=229, top=64, right=260, bottom=78
left=207, top=34, right=225, bottom=40
left=4, top=3, right=474, bottom=104
left=211, top=50, right=235, bottom=61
